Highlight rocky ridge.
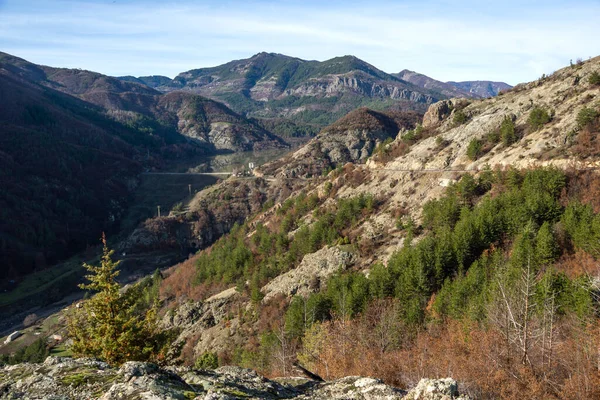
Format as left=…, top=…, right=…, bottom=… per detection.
left=393, top=70, right=475, bottom=99
left=258, top=108, right=420, bottom=178
left=0, top=52, right=286, bottom=153
left=0, top=357, right=469, bottom=399
left=381, top=57, right=600, bottom=172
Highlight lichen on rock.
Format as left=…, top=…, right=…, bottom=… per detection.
left=0, top=357, right=470, bottom=399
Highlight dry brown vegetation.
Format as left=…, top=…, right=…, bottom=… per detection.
left=343, top=163, right=371, bottom=188
left=323, top=108, right=419, bottom=134
left=295, top=300, right=600, bottom=400
left=562, top=169, right=600, bottom=212
left=160, top=255, right=227, bottom=301
left=375, top=141, right=411, bottom=163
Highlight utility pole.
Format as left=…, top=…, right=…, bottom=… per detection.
left=157, top=205, right=161, bottom=217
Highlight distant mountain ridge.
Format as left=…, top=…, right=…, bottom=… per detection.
left=118, top=52, right=445, bottom=126
left=117, top=52, right=511, bottom=127
left=393, top=69, right=472, bottom=98
left=446, top=80, right=512, bottom=97
left=394, top=69, right=512, bottom=98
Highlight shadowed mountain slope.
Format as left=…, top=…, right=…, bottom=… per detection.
left=0, top=52, right=287, bottom=153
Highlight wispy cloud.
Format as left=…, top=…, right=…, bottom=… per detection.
left=0, top=0, right=599, bottom=84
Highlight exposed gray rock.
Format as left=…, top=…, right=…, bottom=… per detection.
left=160, top=287, right=245, bottom=363
left=0, top=357, right=469, bottom=399
left=298, top=376, right=405, bottom=399
left=257, top=108, right=419, bottom=179
left=404, top=378, right=468, bottom=400
left=321, top=129, right=389, bottom=164
left=422, top=100, right=457, bottom=128
left=261, top=246, right=357, bottom=302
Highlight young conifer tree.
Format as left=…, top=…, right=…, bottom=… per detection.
left=67, top=234, right=158, bottom=365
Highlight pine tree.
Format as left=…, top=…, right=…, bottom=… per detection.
left=500, top=116, right=516, bottom=146
left=67, top=234, right=160, bottom=365
left=535, top=222, right=558, bottom=265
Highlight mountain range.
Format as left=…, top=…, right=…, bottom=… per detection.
left=0, top=51, right=302, bottom=281
left=127, top=55, right=600, bottom=397
left=3, top=45, right=600, bottom=399
left=0, top=50, right=510, bottom=282
left=394, top=69, right=511, bottom=98
left=119, top=52, right=511, bottom=127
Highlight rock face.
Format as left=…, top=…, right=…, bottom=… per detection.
left=161, top=287, right=245, bottom=360
left=421, top=99, right=458, bottom=128
left=404, top=378, right=469, bottom=400
left=261, top=246, right=357, bottom=302
left=0, top=357, right=469, bottom=400
left=258, top=108, right=420, bottom=178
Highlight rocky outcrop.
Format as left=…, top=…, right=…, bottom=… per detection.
left=160, top=287, right=245, bottom=361
left=0, top=357, right=470, bottom=399
left=297, top=376, right=405, bottom=399
left=258, top=109, right=420, bottom=178
left=261, top=246, right=357, bottom=302
left=404, top=378, right=469, bottom=400
left=284, top=73, right=436, bottom=105
left=422, top=100, right=457, bottom=128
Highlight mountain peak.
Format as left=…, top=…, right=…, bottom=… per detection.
left=251, top=51, right=280, bottom=59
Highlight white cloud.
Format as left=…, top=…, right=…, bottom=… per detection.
left=0, top=0, right=598, bottom=84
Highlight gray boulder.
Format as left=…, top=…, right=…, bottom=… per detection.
left=261, top=246, right=357, bottom=302
left=404, top=378, right=468, bottom=400
left=0, top=357, right=470, bottom=399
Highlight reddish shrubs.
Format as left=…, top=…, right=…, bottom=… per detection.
left=297, top=302, right=600, bottom=399
left=563, top=169, right=600, bottom=212
left=160, top=255, right=227, bottom=301
left=343, top=165, right=370, bottom=188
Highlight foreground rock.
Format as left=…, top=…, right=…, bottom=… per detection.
left=0, top=357, right=469, bottom=399
left=261, top=246, right=357, bottom=302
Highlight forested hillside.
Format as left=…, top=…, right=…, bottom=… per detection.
left=144, top=56, right=600, bottom=399
left=0, top=72, right=143, bottom=280
left=0, top=52, right=289, bottom=282
left=0, top=51, right=597, bottom=400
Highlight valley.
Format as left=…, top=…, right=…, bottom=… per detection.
left=2, top=46, right=600, bottom=400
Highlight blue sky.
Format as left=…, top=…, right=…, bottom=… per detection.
left=0, top=0, right=599, bottom=85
